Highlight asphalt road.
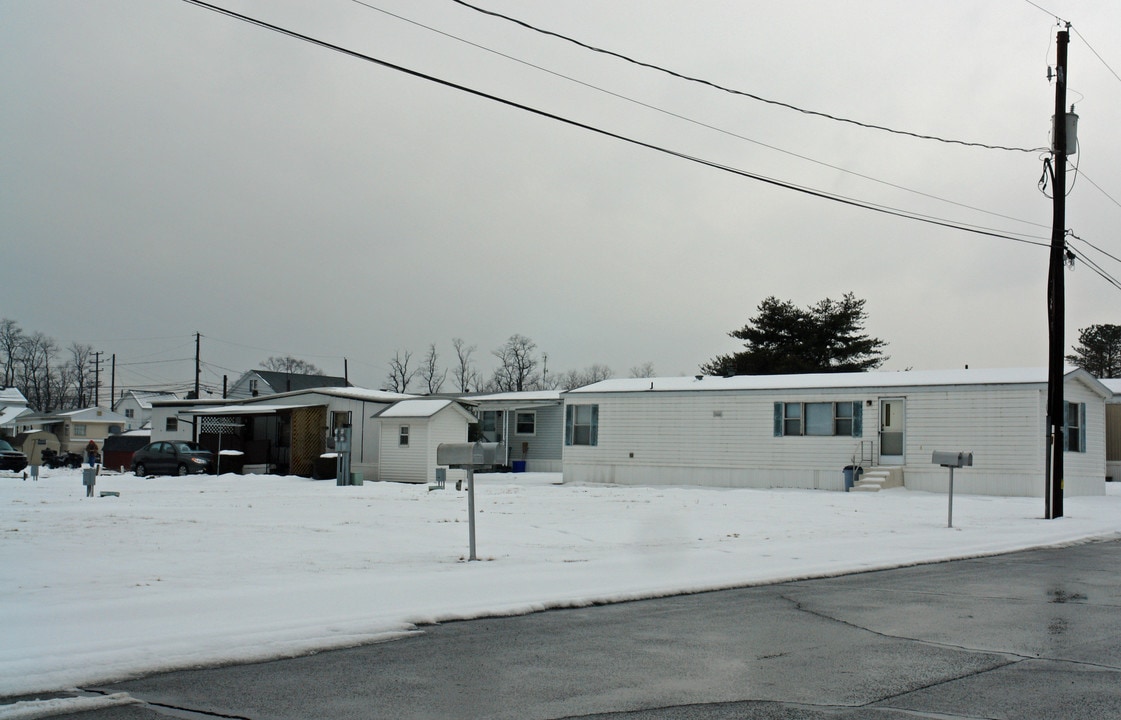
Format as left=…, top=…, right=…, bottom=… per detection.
left=16, top=538, right=1121, bottom=719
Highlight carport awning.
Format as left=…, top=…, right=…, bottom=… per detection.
left=182, top=403, right=323, bottom=416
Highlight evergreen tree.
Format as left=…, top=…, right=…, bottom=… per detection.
left=1066, top=323, right=1121, bottom=378
left=702, top=293, right=888, bottom=376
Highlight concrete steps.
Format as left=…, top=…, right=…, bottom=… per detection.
left=851, top=466, right=904, bottom=492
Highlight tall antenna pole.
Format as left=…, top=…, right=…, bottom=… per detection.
left=1046, top=25, right=1069, bottom=519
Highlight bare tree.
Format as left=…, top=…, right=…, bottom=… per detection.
left=17, top=332, right=59, bottom=411
left=452, top=338, right=479, bottom=392
left=490, top=334, right=542, bottom=392
left=557, top=364, right=613, bottom=390
left=66, top=343, right=95, bottom=408
left=260, top=355, right=323, bottom=375
left=419, top=343, right=447, bottom=394
left=629, top=361, right=656, bottom=378
left=0, top=318, right=23, bottom=387
left=385, top=350, right=418, bottom=393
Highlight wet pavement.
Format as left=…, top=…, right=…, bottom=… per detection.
left=12, top=538, right=1121, bottom=719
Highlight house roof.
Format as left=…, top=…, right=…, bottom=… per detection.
left=469, top=390, right=562, bottom=404
left=374, top=399, right=475, bottom=421
left=0, top=387, right=28, bottom=404
left=0, top=405, right=31, bottom=426
left=566, top=367, right=1112, bottom=397
left=251, top=370, right=351, bottom=393
left=115, top=390, right=180, bottom=410
left=1102, top=378, right=1121, bottom=398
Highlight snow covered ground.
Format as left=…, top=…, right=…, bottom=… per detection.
left=2, top=468, right=1119, bottom=699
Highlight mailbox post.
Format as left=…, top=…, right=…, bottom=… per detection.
left=436, top=442, right=500, bottom=561
left=932, top=451, right=973, bottom=528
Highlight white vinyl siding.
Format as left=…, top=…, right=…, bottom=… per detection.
left=563, top=375, right=1107, bottom=497
left=380, top=406, right=472, bottom=484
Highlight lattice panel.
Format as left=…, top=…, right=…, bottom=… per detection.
left=290, top=407, right=327, bottom=477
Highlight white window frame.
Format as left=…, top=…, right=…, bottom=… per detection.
left=399, top=425, right=410, bottom=447
left=515, top=411, right=536, bottom=436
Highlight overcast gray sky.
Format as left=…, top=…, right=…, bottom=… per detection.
left=3, top=0, right=1119, bottom=395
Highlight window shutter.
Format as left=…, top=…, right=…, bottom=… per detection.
left=852, top=402, right=863, bottom=437
left=564, top=405, right=573, bottom=446
left=773, top=402, right=783, bottom=437
left=590, top=405, right=599, bottom=446
left=1062, top=400, right=1070, bottom=450
left=1079, top=402, right=1087, bottom=453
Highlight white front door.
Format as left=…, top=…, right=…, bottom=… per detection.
left=879, top=398, right=905, bottom=464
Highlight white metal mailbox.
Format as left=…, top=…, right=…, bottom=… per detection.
left=932, top=451, right=973, bottom=468
left=932, top=450, right=973, bottom=528
left=437, top=442, right=501, bottom=469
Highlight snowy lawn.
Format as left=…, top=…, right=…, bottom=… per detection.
left=2, top=468, right=1120, bottom=697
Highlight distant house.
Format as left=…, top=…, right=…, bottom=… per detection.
left=375, top=399, right=477, bottom=484
left=156, top=387, right=415, bottom=480
left=470, top=391, right=564, bottom=472
left=113, top=390, right=180, bottom=431
left=0, top=387, right=32, bottom=438
left=15, top=407, right=131, bottom=455
left=227, top=370, right=351, bottom=400
left=1104, top=378, right=1121, bottom=483
left=562, top=368, right=1110, bottom=497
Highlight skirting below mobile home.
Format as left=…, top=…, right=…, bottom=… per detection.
left=562, top=368, right=1110, bottom=497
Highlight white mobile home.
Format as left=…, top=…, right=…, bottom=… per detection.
left=562, top=368, right=1110, bottom=497
left=375, top=399, right=477, bottom=484
left=471, top=391, right=564, bottom=472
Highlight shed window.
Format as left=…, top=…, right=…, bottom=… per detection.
left=165, top=417, right=178, bottom=432
left=565, top=405, right=598, bottom=446
left=399, top=425, right=410, bottom=447
left=515, top=411, right=536, bottom=435
left=774, top=402, right=862, bottom=437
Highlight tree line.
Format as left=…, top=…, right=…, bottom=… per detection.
left=383, top=334, right=656, bottom=394
left=7, top=301, right=1116, bottom=413
left=1, top=318, right=98, bottom=413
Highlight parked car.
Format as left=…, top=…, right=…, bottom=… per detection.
left=131, top=441, right=214, bottom=476
left=0, top=438, right=29, bottom=472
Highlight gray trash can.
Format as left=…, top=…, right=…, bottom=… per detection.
left=842, top=465, right=863, bottom=492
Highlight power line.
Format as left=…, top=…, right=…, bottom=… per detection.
left=350, top=0, right=1051, bottom=233
left=1071, top=26, right=1121, bottom=88
left=449, top=0, right=1048, bottom=154
left=180, top=0, right=1051, bottom=250
left=1068, top=245, right=1121, bottom=292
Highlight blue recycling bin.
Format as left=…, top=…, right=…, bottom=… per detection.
left=842, top=465, right=863, bottom=491
left=512, top=460, right=527, bottom=473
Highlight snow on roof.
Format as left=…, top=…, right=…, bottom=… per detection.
left=375, top=399, right=458, bottom=419
left=566, top=367, right=1091, bottom=394
left=0, top=405, right=31, bottom=426
left=1102, top=378, right=1121, bottom=397
left=469, top=391, right=562, bottom=403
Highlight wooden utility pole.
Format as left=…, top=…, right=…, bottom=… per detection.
left=194, top=332, right=201, bottom=400
left=1046, top=25, right=1070, bottom=519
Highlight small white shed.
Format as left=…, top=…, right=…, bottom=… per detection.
left=374, top=399, right=477, bottom=484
